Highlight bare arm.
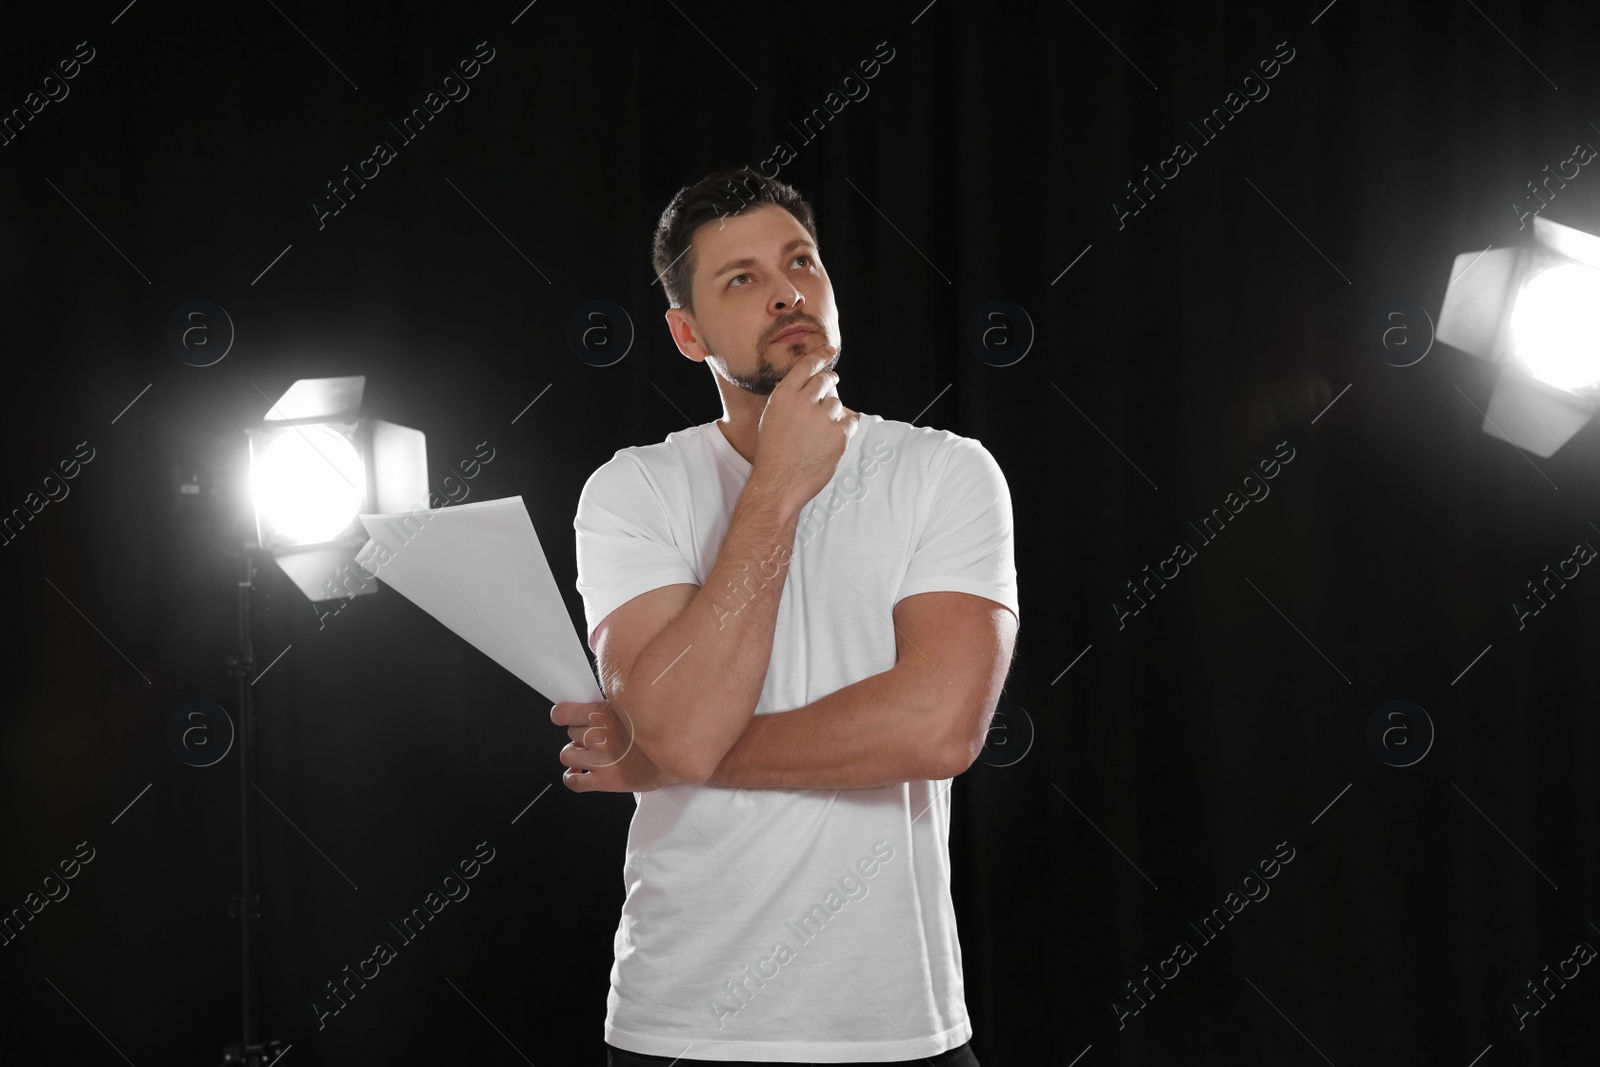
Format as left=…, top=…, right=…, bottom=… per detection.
left=702, top=664, right=942, bottom=789
left=703, top=592, right=1018, bottom=789
left=598, top=482, right=802, bottom=784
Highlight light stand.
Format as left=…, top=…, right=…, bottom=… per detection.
left=218, top=543, right=282, bottom=1067
left=206, top=374, right=425, bottom=1063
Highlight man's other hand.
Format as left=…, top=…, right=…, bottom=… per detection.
left=551, top=699, right=687, bottom=793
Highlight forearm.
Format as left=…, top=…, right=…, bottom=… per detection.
left=703, top=665, right=950, bottom=790
left=614, top=479, right=804, bottom=781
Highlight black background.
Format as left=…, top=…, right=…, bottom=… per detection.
left=2, top=1, right=1599, bottom=1064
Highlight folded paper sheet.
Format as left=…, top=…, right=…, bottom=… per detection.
left=355, top=497, right=603, bottom=704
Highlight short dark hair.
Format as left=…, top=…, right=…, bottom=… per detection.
left=651, top=167, right=820, bottom=313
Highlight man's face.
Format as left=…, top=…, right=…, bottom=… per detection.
left=670, top=204, right=840, bottom=396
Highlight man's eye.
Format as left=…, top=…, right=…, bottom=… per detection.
left=728, top=257, right=812, bottom=287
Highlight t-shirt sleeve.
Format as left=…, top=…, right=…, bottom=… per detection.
left=894, top=436, right=1019, bottom=622
left=573, top=452, right=700, bottom=650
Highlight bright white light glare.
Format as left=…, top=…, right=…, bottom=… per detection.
left=253, top=426, right=365, bottom=545
left=1509, top=264, right=1600, bottom=391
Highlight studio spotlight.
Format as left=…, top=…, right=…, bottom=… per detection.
left=246, top=375, right=427, bottom=602
left=1437, top=216, right=1600, bottom=457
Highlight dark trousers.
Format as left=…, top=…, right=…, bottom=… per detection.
left=605, top=1039, right=981, bottom=1067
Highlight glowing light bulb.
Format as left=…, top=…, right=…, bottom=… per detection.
left=253, top=426, right=365, bottom=544
left=1509, top=263, right=1600, bottom=391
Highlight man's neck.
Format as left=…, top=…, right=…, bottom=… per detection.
left=716, top=396, right=864, bottom=467
left=716, top=416, right=758, bottom=467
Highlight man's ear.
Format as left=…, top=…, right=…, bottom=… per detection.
left=665, top=307, right=708, bottom=363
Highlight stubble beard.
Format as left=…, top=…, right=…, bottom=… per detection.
left=724, top=337, right=838, bottom=397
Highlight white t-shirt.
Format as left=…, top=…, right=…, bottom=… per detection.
left=572, top=413, right=1019, bottom=1063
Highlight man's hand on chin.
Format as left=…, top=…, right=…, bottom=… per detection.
left=551, top=699, right=688, bottom=793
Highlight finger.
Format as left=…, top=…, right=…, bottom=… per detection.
left=559, top=745, right=590, bottom=790
left=792, top=350, right=833, bottom=387
left=563, top=748, right=619, bottom=792
left=561, top=742, right=600, bottom=772
left=552, top=701, right=592, bottom=726
left=553, top=700, right=611, bottom=728
left=807, top=371, right=839, bottom=403
left=568, top=737, right=625, bottom=771
left=576, top=728, right=612, bottom=751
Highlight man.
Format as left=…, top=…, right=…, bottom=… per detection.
left=552, top=167, right=1018, bottom=1066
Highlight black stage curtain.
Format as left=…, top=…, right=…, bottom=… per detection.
left=1, top=2, right=1597, bottom=1064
